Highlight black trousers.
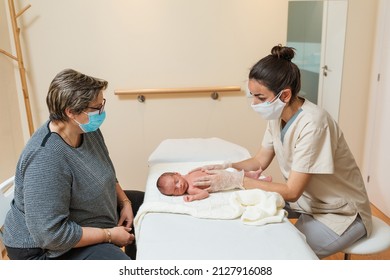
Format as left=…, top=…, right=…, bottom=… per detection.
left=123, top=190, right=145, bottom=259
left=6, top=190, right=145, bottom=260
left=6, top=243, right=131, bottom=260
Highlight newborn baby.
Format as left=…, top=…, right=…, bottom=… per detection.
left=156, top=169, right=271, bottom=202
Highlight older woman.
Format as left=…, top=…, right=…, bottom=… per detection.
left=3, top=69, right=144, bottom=260
left=193, top=45, right=372, bottom=259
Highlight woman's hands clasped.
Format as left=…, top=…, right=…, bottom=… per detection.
left=109, top=226, right=135, bottom=247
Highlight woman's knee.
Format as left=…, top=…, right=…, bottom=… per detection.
left=295, top=214, right=367, bottom=259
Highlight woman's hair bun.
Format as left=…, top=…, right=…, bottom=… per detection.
left=271, top=44, right=295, bottom=62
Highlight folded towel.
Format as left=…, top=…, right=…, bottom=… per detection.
left=134, top=189, right=286, bottom=237
left=231, top=189, right=286, bottom=226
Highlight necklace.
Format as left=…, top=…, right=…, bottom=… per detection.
left=63, top=132, right=74, bottom=147
left=61, top=130, right=80, bottom=148
left=50, top=121, right=79, bottom=148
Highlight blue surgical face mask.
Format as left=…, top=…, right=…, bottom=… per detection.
left=74, top=111, right=106, bottom=133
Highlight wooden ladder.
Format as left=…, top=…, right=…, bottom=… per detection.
left=0, top=0, right=34, bottom=136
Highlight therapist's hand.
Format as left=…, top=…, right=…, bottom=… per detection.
left=193, top=169, right=245, bottom=192
left=189, top=161, right=232, bottom=173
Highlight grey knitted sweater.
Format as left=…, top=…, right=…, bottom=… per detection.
left=3, top=121, right=118, bottom=258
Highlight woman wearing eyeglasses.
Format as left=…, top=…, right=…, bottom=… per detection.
left=3, top=69, right=144, bottom=260
left=193, top=45, right=372, bottom=259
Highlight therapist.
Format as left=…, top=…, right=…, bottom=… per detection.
left=3, top=69, right=144, bottom=260
left=193, top=45, right=372, bottom=259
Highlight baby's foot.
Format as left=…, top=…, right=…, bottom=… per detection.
left=259, top=175, right=272, bottom=182
left=245, top=169, right=263, bottom=179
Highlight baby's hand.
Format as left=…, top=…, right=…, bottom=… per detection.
left=183, top=195, right=194, bottom=202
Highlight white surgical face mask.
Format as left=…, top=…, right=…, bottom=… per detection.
left=251, top=91, right=286, bottom=120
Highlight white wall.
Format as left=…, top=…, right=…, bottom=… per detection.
left=363, top=0, right=390, bottom=217
left=340, top=0, right=378, bottom=166
left=1, top=0, right=378, bottom=193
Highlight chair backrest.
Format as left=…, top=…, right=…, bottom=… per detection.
left=0, top=176, right=15, bottom=234
left=0, top=176, right=14, bottom=259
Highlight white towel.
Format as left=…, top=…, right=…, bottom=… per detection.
left=231, top=189, right=286, bottom=226
left=134, top=189, right=286, bottom=237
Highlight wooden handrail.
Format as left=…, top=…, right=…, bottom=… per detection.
left=115, top=86, right=241, bottom=95
left=114, top=86, right=242, bottom=102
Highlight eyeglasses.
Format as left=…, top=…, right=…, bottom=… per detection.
left=87, top=98, right=106, bottom=115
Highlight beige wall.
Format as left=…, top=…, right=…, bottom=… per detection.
left=340, top=0, right=378, bottom=166
left=0, top=0, right=24, bottom=182
left=0, top=0, right=378, bottom=191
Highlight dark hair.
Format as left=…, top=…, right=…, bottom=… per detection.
left=156, top=172, right=176, bottom=193
left=249, top=45, right=301, bottom=97
left=46, top=69, right=108, bottom=121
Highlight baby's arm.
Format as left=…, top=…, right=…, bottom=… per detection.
left=184, top=188, right=209, bottom=202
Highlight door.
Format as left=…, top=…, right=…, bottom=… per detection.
left=287, top=0, right=348, bottom=122
left=317, top=0, right=348, bottom=122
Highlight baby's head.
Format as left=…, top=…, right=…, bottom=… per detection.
left=156, top=172, right=189, bottom=196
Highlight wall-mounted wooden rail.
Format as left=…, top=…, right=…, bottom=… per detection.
left=114, top=86, right=241, bottom=102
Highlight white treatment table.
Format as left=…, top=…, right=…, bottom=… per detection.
left=135, top=138, right=318, bottom=260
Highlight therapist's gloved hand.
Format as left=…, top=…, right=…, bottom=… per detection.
left=189, top=161, right=232, bottom=173
left=193, top=169, right=245, bottom=192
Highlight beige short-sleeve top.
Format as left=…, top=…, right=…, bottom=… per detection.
left=262, top=99, right=372, bottom=236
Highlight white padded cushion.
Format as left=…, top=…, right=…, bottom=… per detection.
left=343, top=216, right=390, bottom=254
left=148, top=137, right=251, bottom=165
